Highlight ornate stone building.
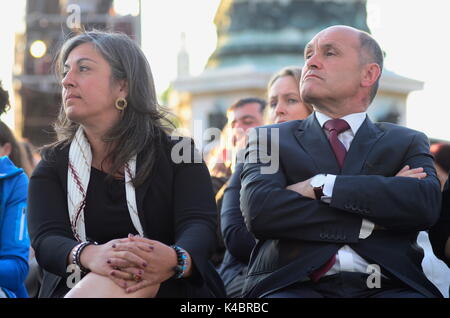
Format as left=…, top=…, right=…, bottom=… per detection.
left=171, top=0, right=422, bottom=147
left=13, top=0, right=140, bottom=146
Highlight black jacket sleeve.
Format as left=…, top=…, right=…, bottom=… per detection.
left=27, top=150, right=78, bottom=278
left=221, top=162, right=255, bottom=264
left=241, top=128, right=441, bottom=243
left=331, top=132, right=441, bottom=231
left=429, top=176, right=450, bottom=267
left=240, top=127, right=363, bottom=243
left=169, top=138, right=222, bottom=293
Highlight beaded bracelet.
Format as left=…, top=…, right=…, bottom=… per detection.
left=170, top=245, right=188, bottom=279
left=72, top=241, right=97, bottom=274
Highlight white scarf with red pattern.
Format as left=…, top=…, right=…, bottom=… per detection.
left=67, top=126, right=144, bottom=241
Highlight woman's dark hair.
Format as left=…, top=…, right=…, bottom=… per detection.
left=0, top=121, right=23, bottom=168
left=0, top=81, right=11, bottom=116
left=0, top=82, right=21, bottom=166
left=50, top=30, right=174, bottom=186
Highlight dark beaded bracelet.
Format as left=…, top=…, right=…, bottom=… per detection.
left=170, top=245, right=188, bottom=279
left=72, top=241, right=97, bottom=274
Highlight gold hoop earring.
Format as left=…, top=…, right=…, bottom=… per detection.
left=115, top=98, right=128, bottom=111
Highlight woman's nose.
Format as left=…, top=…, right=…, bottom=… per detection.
left=61, top=70, right=75, bottom=88
left=274, top=102, right=286, bottom=116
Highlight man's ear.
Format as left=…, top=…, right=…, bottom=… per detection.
left=0, top=142, right=12, bottom=157
left=361, top=63, right=381, bottom=88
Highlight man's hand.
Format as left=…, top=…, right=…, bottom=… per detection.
left=396, top=165, right=427, bottom=179
left=374, top=165, right=426, bottom=230
left=286, top=177, right=315, bottom=199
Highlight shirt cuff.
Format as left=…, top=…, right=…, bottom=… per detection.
left=320, top=174, right=374, bottom=239
left=320, top=174, right=336, bottom=204
left=359, top=219, right=375, bottom=239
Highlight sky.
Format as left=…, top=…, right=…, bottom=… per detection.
left=0, top=0, right=26, bottom=129
left=140, top=0, right=221, bottom=95
left=0, top=0, right=449, bottom=140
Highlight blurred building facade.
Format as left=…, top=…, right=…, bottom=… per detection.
left=171, top=0, right=423, bottom=147
left=13, top=0, right=140, bottom=146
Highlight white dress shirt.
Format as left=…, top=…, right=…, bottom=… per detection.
left=314, top=111, right=378, bottom=277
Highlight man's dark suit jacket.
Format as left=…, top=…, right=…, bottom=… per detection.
left=430, top=174, right=450, bottom=267
left=240, top=113, right=442, bottom=298
left=28, top=137, right=225, bottom=298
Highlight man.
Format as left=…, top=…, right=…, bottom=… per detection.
left=228, top=98, right=267, bottom=161
left=240, top=25, right=442, bottom=298
left=207, top=98, right=266, bottom=267
left=209, top=97, right=266, bottom=204
left=207, top=98, right=266, bottom=178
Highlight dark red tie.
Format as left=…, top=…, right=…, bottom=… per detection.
left=309, top=118, right=350, bottom=282
left=323, top=118, right=351, bottom=168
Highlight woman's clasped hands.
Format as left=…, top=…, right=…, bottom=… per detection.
left=102, top=234, right=182, bottom=294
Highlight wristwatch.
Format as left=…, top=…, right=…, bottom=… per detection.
left=310, top=174, right=327, bottom=200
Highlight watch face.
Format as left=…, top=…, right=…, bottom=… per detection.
left=311, top=174, right=326, bottom=187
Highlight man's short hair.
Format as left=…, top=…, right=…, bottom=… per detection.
left=228, top=97, right=267, bottom=114
left=359, top=32, right=384, bottom=103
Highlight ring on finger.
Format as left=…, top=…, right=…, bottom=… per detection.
left=133, top=274, right=142, bottom=282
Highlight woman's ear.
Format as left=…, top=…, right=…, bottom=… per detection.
left=118, top=79, right=129, bottom=98
left=0, top=142, right=12, bottom=157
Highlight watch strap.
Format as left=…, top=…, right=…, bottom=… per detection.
left=313, top=186, right=324, bottom=200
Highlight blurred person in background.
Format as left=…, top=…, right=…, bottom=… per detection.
left=416, top=141, right=450, bottom=297
left=267, top=67, right=313, bottom=124
left=0, top=123, right=35, bottom=178
left=206, top=98, right=266, bottom=268
left=0, top=81, right=30, bottom=298
left=430, top=142, right=450, bottom=190
left=21, top=140, right=40, bottom=172
left=0, top=119, right=41, bottom=298
left=430, top=174, right=450, bottom=269
left=429, top=143, right=450, bottom=293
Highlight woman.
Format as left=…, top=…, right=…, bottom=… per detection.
left=267, top=67, right=313, bottom=124
left=218, top=66, right=313, bottom=297
left=0, top=82, right=30, bottom=298
left=28, top=31, right=225, bottom=298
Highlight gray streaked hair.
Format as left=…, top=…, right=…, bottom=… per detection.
left=49, top=30, right=174, bottom=186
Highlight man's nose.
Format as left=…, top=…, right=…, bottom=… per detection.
left=305, top=53, right=321, bottom=69
left=233, top=121, right=247, bottom=131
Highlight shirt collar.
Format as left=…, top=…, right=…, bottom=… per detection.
left=315, top=110, right=367, bottom=135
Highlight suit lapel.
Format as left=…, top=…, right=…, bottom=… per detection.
left=341, top=117, right=384, bottom=175
left=293, top=113, right=341, bottom=175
